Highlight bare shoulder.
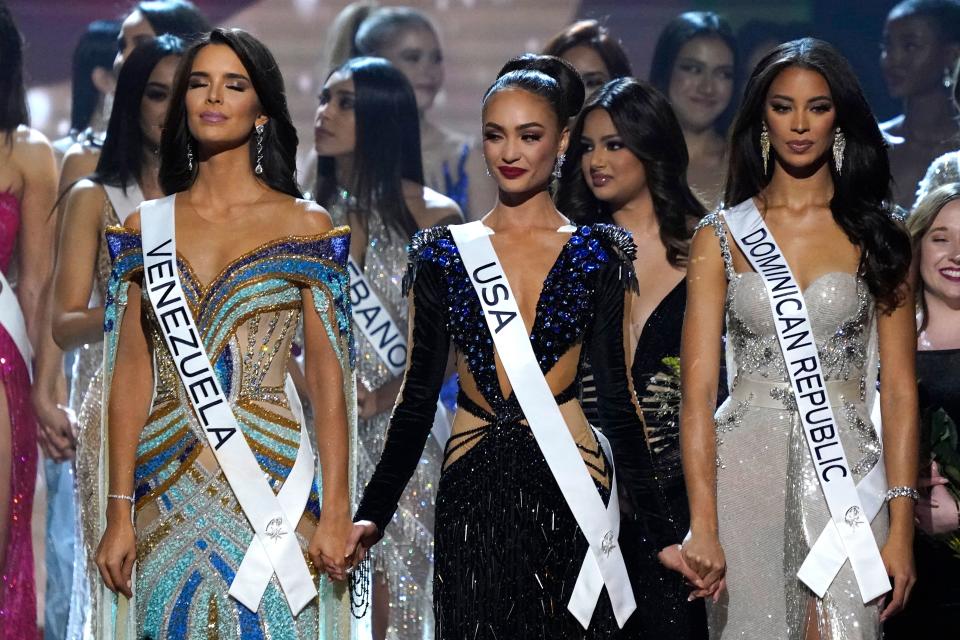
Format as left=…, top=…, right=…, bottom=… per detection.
left=60, top=141, right=100, bottom=179
left=286, top=197, right=333, bottom=235
left=13, top=126, right=54, bottom=164
left=124, top=209, right=143, bottom=231
left=403, top=182, right=463, bottom=228
left=64, top=179, right=107, bottom=215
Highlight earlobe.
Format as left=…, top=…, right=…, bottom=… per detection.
left=91, top=66, right=116, bottom=95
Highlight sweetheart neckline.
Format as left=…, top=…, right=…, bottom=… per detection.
left=107, top=224, right=349, bottom=293
left=733, top=269, right=866, bottom=297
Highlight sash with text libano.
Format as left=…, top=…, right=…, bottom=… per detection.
left=724, top=199, right=890, bottom=603
left=448, top=221, right=636, bottom=629
left=139, top=195, right=317, bottom=614
left=348, top=256, right=452, bottom=444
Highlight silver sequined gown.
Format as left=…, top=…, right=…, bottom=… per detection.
left=331, top=199, right=440, bottom=640
left=701, top=213, right=887, bottom=640
left=66, top=195, right=120, bottom=640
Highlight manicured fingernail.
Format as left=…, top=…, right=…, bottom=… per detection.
left=688, top=594, right=695, bottom=601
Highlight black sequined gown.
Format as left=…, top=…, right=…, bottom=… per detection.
left=355, top=224, right=646, bottom=638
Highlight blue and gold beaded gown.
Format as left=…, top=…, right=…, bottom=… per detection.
left=355, top=224, right=648, bottom=638
left=98, top=223, right=358, bottom=640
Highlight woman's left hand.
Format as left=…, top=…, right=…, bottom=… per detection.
left=879, top=534, right=916, bottom=622
left=310, top=506, right=353, bottom=582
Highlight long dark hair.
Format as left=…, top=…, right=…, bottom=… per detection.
left=70, top=20, right=120, bottom=132
left=135, top=0, right=210, bottom=42
left=484, top=54, right=585, bottom=126
left=159, top=28, right=302, bottom=198
left=0, top=2, right=29, bottom=134
left=649, top=11, right=739, bottom=132
left=316, top=57, right=422, bottom=239
left=557, top=78, right=706, bottom=267
left=726, top=38, right=911, bottom=310
left=93, top=35, right=184, bottom=191
left=542, top=19, right=633, bottom=79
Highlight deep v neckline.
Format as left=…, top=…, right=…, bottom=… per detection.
left=485, top=224, right=577, bottom=340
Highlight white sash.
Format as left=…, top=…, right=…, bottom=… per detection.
left=724, top=199, right=890, bottom=603
left=103, top=183, right=144, bottom=224
left=348, top=255, right=452, bottom=445
left=0, top=269, right=32, bottom=380
left=140, top=195, right=317, bottom=614
left=448, top=221, right=635, bottom=629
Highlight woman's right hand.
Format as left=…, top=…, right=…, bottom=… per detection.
left=681, top=532, right=727, bottom=598
left=96, top=509, right=137, bottom=599
left=916, top=460, right=959, bottom=536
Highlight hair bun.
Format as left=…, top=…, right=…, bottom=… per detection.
left=496, top=53, right=585, bottom=120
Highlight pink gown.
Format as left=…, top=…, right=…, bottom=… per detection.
left=0, top=190, right=37, bottom=638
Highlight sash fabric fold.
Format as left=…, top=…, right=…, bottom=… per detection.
left=448, top=221, right=635, bottom=628
left=0, top=268, right=31, bottom=380
left=724, top=199, right=890, bottom=603
left=139, top=195, right=317, bottom=614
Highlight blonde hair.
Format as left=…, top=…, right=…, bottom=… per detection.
left=908, top=182, right=960, bottom=329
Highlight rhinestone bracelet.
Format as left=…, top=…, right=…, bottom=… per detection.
left=884, top=486, right=920, bottom=502
left=107, top=493, right=135, bottom=504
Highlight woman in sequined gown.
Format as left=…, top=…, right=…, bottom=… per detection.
left=0, top=6, right=60, bottom=637
left=885, top=184, right=960, bottom=637
left=314, top=57, right=461, bottom=640
left=322, top=3, right=496, bottom=220
left=350, top=55, right=645, bottom=638
left=558, top=77, right=709, bottom=639
left=51, top=36, right=185, bottom=639
left=681, top=39, right=919, bottom=639
left=95, top=29, right=357, bottom=639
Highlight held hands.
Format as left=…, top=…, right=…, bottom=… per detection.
left=680, top=533, right=727, bottom=602
left=344, top=520, right=380, bottom=567
left=96, top=501, right=137, bottom=598
left=879, top=534, right=916, bottom=622
left=32, top=389, right=76, bottom=461
left=312, top=506, right=354, bottom=582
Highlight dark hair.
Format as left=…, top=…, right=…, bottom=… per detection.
left=888, top=0, right=960, bottom=44
left=0, top=2, right=29, bottom=133
left=557, top=78, right=706, bottom=267
left=93, top=35, right=185, bottom=191
left=736, top=20, right=812, bottom=78
left=650, top=11, right=738, bottom=131
left=71, top=20, right=121, bottom=132
left=725, top=38, right=911, bottom=310
left=135, top=0, right=211, bottom=43
left=159, top=28, right=301, bottom=198
left=542, top=20, right=633, bottom=79
left=483, top=54, right=585, bottom=125
left=316, top=57, right=422, bottom=239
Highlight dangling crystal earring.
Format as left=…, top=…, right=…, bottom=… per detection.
left=254, top=123, right=265, bottom=175
left=187, top=143, right=194, bottom=172
left=485, top=164, right=491, bottom=177
left=832, top=127, right=846, bottom=175
left=944, top=66, right=955, bottom=90
left=553, top=153, right=565, bottom=179
left=760, top=122, right=770, bottom=175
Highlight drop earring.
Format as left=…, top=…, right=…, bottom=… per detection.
left=760, top=122, right=770, bottom=175
left=187, top=143, right=194, bottom=172
left=832, top=127, right=846, bottom=175
left=553, top=153, right=565, bottom=179
left=254, top=123, right=265, bottom=175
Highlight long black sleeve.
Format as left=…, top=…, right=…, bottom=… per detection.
left=587, top=259, right=676, bottom=552
left=354, top=257, right=450, bottom=535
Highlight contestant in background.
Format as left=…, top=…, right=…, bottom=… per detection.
left=53, top=19, right=120, bottom=157
left=542, top=19, right=632, bottom=97
left=52, top=35, right=185, bottom=640
left=349, top=54, right=641, bottom=638
left=913, top=61, right=960, bottom=208
left=557, top=76, right=708, bottom=640
left=57, top=0, right=209, bottom=202
left=0, top=4, right=60, bottom=638
left=314, top=56, right=461, bottom=640
left=324, top=2, right=495, bottom=220
left=885, top=184, right=960, bottom=637
left=650, top=11, right=737, bottom=209
left=880, top=0, right=960, bottom=208
left=94, top=29, right=356, bottom=638
left=681, top=39, right=918, bottom=638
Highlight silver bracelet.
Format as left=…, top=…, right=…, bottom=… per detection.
left=107, top=493, right=135, bottom=504
left=884, top=486, right=920, bottom=502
